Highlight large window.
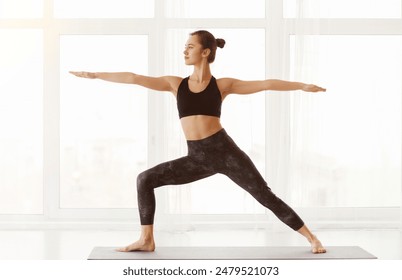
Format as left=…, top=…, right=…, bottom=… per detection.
left=284, top=0, right=401, bottom=18
left=0, top=0, right=400, bottom=227
left=0, top=0, right=43, bottom=18
left=288, top=35, right=401, bottom=207
left=54, top=0, right=154, bottom=18
left=165, top=0, right=265, bottom=18
left=0, top=29, right=43, bottom=214
left=60, top=35, right=148, bottom=209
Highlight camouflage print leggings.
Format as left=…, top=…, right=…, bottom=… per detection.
left=136, top=129, right=304, bottom=231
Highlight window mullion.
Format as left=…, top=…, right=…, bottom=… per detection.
left=43, top=0, right=60, bottom=220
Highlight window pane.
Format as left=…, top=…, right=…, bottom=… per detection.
left=289, top=35, right=401, bottom=207
left=0, top=0, right=42, bottom=18
left=54, top=0, right=154, bottom=18
left=60, top=35, right=148, bottom=208
left=164, top=29, right=266, bottom=214
left=166, top=0, right=265, bottom=18
left=0, top=29, right=43, bottom=214
left=284, top=0, right=401, bottom=18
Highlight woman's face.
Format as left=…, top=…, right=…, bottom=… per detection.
left=183, top=35, right=207, bottom=65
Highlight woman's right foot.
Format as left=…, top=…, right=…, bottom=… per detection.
left=116, top=239, right=155, bottom=252
left=309, top=235, right=326, bottom=254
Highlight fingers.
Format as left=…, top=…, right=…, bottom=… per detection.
left=69, top=71, right=96, bottom=79
left=69, top=71, right=85, bottom=77
left=305, top=84, right=326, bottom=92
left=310, top=85, right=325, bottom=92
left=316, top=86, right=326, bottom=92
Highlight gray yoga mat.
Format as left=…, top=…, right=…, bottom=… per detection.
left=88, top=246, right=376, bottom=260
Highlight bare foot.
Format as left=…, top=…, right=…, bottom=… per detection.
left=116, top=239, right=155, bottom=252
left=309, top=235, right=326, bottom=254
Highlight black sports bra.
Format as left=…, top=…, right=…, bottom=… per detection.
left=176, top=76, right=222, bottom=119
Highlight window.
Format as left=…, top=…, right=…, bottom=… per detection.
left=0, top=0, right=42, bottom=18
left=54, top=0, right=154, bottom=18
left=0, top=0, right=400, bottom=226
left=284, top=0, right=401, bottom=18
left=288, top=35, right=401, bottom=207
left=0, top=29, right=43, bottom=214
left=166, top=0, right=265, bottom=18
left=59, top=35, right=148, bottom=208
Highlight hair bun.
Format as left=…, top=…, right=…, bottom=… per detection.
left=216, top=38, right=226, bottom=48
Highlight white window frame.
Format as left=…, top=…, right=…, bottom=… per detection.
left=0, top=0, right=400, bottom=229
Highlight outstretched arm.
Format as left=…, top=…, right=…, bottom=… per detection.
left=219, top=78, right=326, bottom=98
left=266, top=79, right=326, bottom=92
left=69, top=71, right=181, bottom=94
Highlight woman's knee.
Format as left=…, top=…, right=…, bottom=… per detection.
left=137, top=170, right=154, bottom=193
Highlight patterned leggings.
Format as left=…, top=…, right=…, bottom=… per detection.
left=137, top=129, right=304, bottom=231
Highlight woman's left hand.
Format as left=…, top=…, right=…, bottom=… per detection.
left=302, top=84, right=326, bottom=93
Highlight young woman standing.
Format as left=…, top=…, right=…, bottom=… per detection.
left=71, top=30, right=326, bottom=254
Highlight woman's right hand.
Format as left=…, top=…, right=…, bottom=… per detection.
left=69, top=71, right=97, bottom=79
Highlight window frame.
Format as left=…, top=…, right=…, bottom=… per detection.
left=0, top=0, right=400, bottom=229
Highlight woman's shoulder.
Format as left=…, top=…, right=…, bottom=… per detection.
left=163, top=76, right=188, bottom=96
left=165, top=75, right=186, bottom=82
left=164, top=75, right=186, bottom=87
left=216, top=77, right=237, bottom=85
left=216, top=77, right=236, bottom=96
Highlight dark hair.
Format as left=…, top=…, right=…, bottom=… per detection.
left=190, top=30, right=225, bottom=63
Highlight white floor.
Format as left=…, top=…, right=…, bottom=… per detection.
left=0, top=228, right=401, bottom=260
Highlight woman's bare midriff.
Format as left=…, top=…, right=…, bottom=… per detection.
left=180, top=115, right=223, bottom=140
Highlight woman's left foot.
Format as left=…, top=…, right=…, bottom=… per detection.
left=309, top=235, right=326, bottom=254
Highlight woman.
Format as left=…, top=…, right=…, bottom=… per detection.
left=70, top=30, right=326, bottom=254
